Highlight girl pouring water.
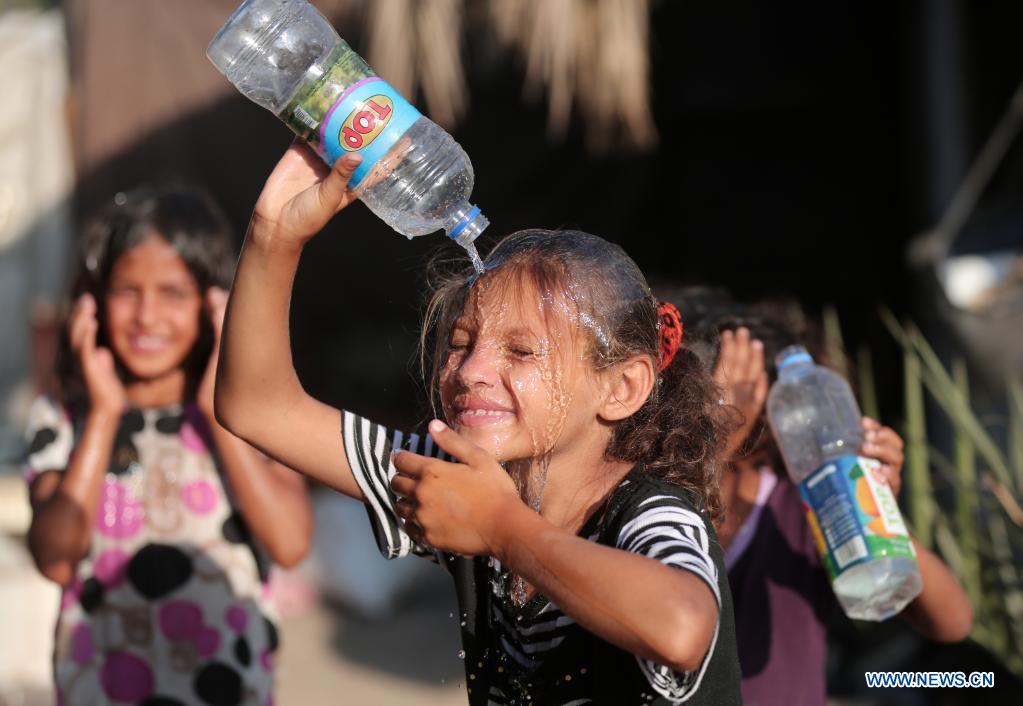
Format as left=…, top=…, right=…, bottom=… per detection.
left=216, top=144, right=743, bottom=705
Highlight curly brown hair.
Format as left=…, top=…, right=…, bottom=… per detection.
left=421, top=230, right=732, bottom=521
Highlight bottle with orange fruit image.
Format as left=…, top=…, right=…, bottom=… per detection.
left=767, top=345, right=921, bottom=621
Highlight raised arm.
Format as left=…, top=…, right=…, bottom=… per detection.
left=28, top=295, right=122, bottom=585
left=214, top=144, right=365, bottom=500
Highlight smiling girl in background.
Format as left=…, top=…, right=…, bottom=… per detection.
left=24, top=187, right=312, bottom=706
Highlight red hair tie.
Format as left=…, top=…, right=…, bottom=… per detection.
left=657, top=300, right=683, bottom=372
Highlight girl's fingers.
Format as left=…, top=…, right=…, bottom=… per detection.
left=392, top=450, right=435, bottom=478
left=206, top=286, right=228, bottom=310
left=316, top=153, right=361, bottom=212
left=68, top=295, right=94, bottom=352
left=71, top=315, right=99, bottom=362
left=862, top=439, right=903, bottom=468
left=875, top=426, right=905, bottom=452
left=870, top=466, right=888, bottom=485
left=392, top=472, right=426, bottom=535
left=400, top=513, right=425, bottom=545
left=871, top=464, right=901, bottom=493
left=390, top=474, right=416, bottom=499
left=881, top=465, right=901, bottom=494
left=713, top=330, right=735, bottom=384
left=747, top=339, right=766, bottom=384
left=93, top=346, right=115, bottom=373
left=427, top=419, right=490, bottom=468
left=862, top=423, right=905, bottom=469
left=861, top=418, right=881, bottom=446
left=394, top=495, right=415, bottom=520
left=732, top=327, right=751, bottom=373
left=406, top=524, right=425, bottom=546
left=82, top=318, right=98, bottom=357
left=68, top=309, right=89, bottom=353
left=753, top=370, right=769, bottom=406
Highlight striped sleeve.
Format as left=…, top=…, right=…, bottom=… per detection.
left=616, top=494, right=720, bottom=604
left=340, top=410, right=449, bottom=560
left=616, top=492, right=721, bottom=704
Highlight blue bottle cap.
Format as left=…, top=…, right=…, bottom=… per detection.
left=776, top=345, right=813, bottom=371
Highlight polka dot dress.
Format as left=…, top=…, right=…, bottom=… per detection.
left=23, top=397, right=278, bottom=706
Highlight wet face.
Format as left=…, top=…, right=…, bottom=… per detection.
left=438, top=272, right=608, bottom=464
left=104, top=235, right=203, bottom=382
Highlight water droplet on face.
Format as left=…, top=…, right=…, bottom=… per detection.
left=449, top=612, right=454, bottom=618
left=460, top=620, right=466, bottom=626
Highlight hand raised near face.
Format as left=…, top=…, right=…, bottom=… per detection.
left=69, top=293, right=125, bottom=415
left=391, top=420, right=521, bottom=557
left=713, top=328, right=769, bottom=460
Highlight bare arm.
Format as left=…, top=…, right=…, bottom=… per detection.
left=861, top=417, right=973, bottom=641
left=28, top=409, right=116, bottom=585
left=215, top=144, right=365, bottom=499
left=28, top=294, right=124, bottom=585
left=900, top=539, right=973, bottom=641
left=197, top=286, right=312, bottom=568
left=494, top=503, right=719, bottom=672
left=392, top=420, right=719, bottom=673
left=208, top=422, right=313, bottom=568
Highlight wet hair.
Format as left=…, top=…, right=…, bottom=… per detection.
left=422, top=229, right=732, bottom=520
left=54, top=186, right=235, bottom=402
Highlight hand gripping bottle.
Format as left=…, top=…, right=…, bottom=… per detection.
left=207, top=0, right=488, bottom=253
left=766, top=345, right=922, bottom=621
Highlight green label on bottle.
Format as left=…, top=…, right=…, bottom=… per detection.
left=798, top=455, right=916, bottom=582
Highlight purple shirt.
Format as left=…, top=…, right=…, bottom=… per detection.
left=726, top=469, right=837, bottom=706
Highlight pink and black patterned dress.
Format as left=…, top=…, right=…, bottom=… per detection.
left=23, top=396, right=278, bottom=706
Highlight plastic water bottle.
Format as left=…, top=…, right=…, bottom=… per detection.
left=207, top=0, right=488, bottom=260
left=766, top=345, right=922, bottom=621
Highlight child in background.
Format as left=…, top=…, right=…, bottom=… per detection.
left=214, top=144, right=743, bottom=705
left=24, top=187, right=312, bottom=706
left=677, top=290, right=973, bottom=706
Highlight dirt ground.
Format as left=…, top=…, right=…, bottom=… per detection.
left=276, top=581, right=469, bottom=706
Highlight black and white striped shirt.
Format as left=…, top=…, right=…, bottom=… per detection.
left=340, top=411, right=741, bottom=705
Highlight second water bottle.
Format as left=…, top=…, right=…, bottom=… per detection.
left=766, top=345, right=922, bottom=621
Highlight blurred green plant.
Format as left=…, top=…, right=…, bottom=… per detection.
left=865, top=310, right=1023, bottom=679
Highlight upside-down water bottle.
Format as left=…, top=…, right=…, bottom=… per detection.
left=207, top=0, right=488, bottom=256
left=766, top=345, right=922, bottom=621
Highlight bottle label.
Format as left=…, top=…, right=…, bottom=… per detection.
left=319, top=77, right=422, bottom=187
left=797, top=455, right=916, bottom=582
